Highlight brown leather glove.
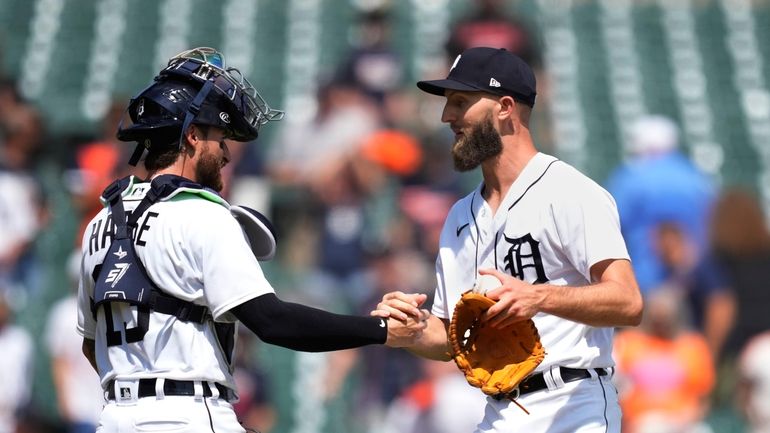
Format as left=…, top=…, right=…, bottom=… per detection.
left=449, top=291, right=546, bottom=405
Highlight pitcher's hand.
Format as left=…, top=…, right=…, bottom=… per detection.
left=383, top=308, right=430, bottom=348
left=480, top=268, right=544, bottom=328
left=371, top=291, right=427, bottom=321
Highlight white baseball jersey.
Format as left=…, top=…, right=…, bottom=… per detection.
left=76, top=177, right=275, bottom=391
left=46, top=295, right=103, bottom=425
left=433, top=152, right=628, bottom=370
left=433, top=153, right=627, bottom=433
left=0, top=324, right=33, bottom=433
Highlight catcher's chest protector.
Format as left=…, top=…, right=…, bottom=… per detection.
left=92, top=175, right=234, bottom=361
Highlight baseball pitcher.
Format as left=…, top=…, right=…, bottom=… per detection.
left=373, top=47, right=643, bottom=433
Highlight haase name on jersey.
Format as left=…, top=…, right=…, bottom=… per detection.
left=88, top=211, right=160, bottom=256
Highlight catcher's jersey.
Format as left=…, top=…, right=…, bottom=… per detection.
left=76, top=178, right=274, bottom=390
left=432, top=152, right=629, bottom=371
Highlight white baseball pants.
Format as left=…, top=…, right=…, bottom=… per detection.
left=475, top=369, right=622, bottom=433
left=96, top=396, right=245, bottom=433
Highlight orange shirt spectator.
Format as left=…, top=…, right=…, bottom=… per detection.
left=613, top=288, right=715, bottom=433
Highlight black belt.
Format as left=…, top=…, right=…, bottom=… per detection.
left=106, top=379, right=234, bottom=401
left=496, top=367, right=608, bottom=400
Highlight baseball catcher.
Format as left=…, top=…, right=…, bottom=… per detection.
left=76, top=46, right=430, bottom=433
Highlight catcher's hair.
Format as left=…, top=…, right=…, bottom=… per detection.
left=144, top=145, right=182, bottom=172
left=143, top=124, right=215, bottom=172
left=710, top=187, right=770, bottom=257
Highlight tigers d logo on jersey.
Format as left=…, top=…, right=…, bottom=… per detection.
left=503, top=233, right=549, bottom=284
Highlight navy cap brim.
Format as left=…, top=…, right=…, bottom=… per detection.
left=416, top=79, right=484, bottom=96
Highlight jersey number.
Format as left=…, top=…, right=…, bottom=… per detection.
left=103, top=303, right=150, bottom=346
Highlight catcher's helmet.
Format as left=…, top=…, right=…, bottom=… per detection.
left=117, top=47, right=284, bottom=165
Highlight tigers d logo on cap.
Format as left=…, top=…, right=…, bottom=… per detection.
left=417, top=47, right=537, bottom=107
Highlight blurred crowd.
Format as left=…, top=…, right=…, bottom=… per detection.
left=0, top=1, right=767, bottom=433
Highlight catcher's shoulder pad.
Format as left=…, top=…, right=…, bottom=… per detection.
left=230, top=205, right=277, bottom=261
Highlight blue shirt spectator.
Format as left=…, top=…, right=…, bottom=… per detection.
left=607, top=115, right=716, bottom=294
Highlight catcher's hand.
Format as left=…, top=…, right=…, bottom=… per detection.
left=449, top=291, right=545, bottom=407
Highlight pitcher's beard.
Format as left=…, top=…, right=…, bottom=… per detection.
left=452, top=114, right=504, bottom=172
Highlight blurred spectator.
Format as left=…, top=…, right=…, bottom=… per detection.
left=710, top=188, right=770, bottom=358
left=359, top=130, right=423, bottom=179
left=654, top=221, right=735, bottom=358
left=232, top=328, right=276, bottom=433
left=268, top=79, right=389, bottom=310
left=350, top=128, right=429, bottom=254
left=398, top=186, right=457, bottom=256
left=0, top=79, right=47, bottom=297
left=355, top=247, right=433, bottom=429
left=44, top=251, right=102, bottom=433
left=0, top=168, right=44, bottom=296
left=335, top=6, right=424, bottom=133
left=445, top=0, right=541, bottom=67
left=606, top=115, right=716, bottom=294
left=336, top=7, right=404, bottom=107
left=613, top=287, right=715, bottom=433
left=64, top=99, right=141, bottom=242
left=737, top=331, right=770, bottom=433
left=0, top=293, right=33, bottom=433
left=380, top=359, right=487, bottom=433
left=267, top=80, right=380, bottom=189
left=312, top=160, right=375, bottom=303
left=0, top=79, right=43, bottom=169
left=219, top=138, right=271, bottom=213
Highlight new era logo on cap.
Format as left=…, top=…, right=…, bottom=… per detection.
left=416, top=47, right=536, bottom=107
left=450, top=54, right=462, bottom=71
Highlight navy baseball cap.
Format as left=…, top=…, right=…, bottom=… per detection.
left=417, top=47, right=537, bottom=107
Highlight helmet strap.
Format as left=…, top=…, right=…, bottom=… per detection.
left=128, top=142, right=146, bottom=166
left=179, top=80, right=214, bottom=151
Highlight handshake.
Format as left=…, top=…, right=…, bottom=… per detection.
left=373, top=291, right=431, bottom=348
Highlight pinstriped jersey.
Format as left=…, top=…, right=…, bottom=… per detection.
left=76, top=178, right=274, bottom=391
left=432, top=152, right=630, bottom=372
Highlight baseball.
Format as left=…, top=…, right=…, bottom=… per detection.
left=475, top=274, right=503, bottom=294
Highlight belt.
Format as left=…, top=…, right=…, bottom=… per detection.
left=496, top=367, right=608, bottom=400
left=106, top=378, right=235, bottom=401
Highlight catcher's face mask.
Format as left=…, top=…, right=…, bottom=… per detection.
left=117, top=47, right=285, bottom=166
left=162, top=47, right=285, bottom=141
